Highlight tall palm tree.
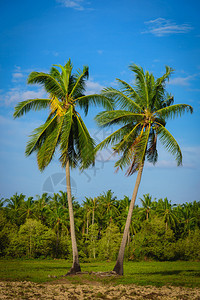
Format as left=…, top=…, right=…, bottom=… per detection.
left=139, top=194, right=154, bottom=221
left=180, top=202, right=196, bottom=235
left=83, top=197, right=93, bottom=235
left=156, top=197, right=177, bottom=231
left=7, top=193, right=26, bottom=226
left=98, top=190, right=119, bottom=226
left=95, top=64, right=193, bottom=275
left=35, top=193, right=51, bottom=225
left=13, top=59, right=112, bottom=274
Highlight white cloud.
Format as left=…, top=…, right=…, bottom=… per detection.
left=168, top=76, right=192, bottom=86
left=86, top=80, right=104, bottom=95
left=0, top=87, right=47, bottom=106
left=168, top=73, right=200, bottom=86
left=12, top=72, right=23, bottom=80
left=143, top=18, right=193, bottom=37
left=56, top=0, right=85, bottom=10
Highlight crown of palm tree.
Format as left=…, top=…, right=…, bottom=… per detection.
left=14, top=59, right=113, bottom=171
left=95, top=64, right=193, bottom=175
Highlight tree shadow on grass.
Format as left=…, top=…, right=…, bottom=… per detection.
left=131, top=270, right=200, bottom=276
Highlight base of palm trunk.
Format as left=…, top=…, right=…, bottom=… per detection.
left=68, top=262, right=81, bottom=275
left=113, top=260, right=123, bottom=275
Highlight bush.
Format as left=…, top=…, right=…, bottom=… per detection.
left=7, top=219, right=55, bottom=258
left=98, top=223, right=122, bottom=261
left=129, top=217, right=176, bottom=261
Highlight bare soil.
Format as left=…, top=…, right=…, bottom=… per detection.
left=0, top=278, right=200, bottom=300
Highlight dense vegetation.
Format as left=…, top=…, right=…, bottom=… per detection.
left=0, top=192, right=199, bottom=262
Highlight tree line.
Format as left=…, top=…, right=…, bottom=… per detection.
left=12, top=60, right=193, bottom=274
left=0, top=192, right=199, bottom=262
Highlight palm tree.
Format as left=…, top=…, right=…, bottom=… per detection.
left=21, top=196, right=36, bottom=219
left=7, top=193, right=26, bottom=226
left=139, top=194, right=154, bottom=221
left=95, top=64, right=193, bottom=275
left=13, top=59, right=112, bottom=274
left=156, top=198, right=177, bottom=231
left=82, top=197, right=93, bottom=235
left=35, top=193, right=51, bottom=225
left=98, top=190, right=119, bottom=226
left=180, top=202, right=196, bottom=235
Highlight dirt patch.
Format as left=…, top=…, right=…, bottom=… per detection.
left=0, top=280, right=200, bottom=300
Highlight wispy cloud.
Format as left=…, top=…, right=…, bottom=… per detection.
left=0, top=87, right=47, bottom=106
left=168, top=73, right=200, bottom=86
left=56, top=0, right=85, bottom=10
left=143, top=18, right=193, bottom=37
left=86, top=79, right=104, bottom=94
left=12, top=72, right=24, bottom=82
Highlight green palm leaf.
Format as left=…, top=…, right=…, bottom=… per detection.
left=156, top=122, right=182, bottom=166
left=69, top=66, right=89, bottom=98
left=95, top=110, right=143, bottom=127
left=76, top=94, right=114, bottom=115
left=25, top=115, right=57, bottom=157
left=156, top=104, right=193, bottom=119
left=75, top=114, right=95, bottom=168
left=13, top=99, right=50, bottom=118
left=28, top=72, right=65, bottom=99
left=101, top=87, right=142, bottom=112
left=37, top=117, right=64, bottom=171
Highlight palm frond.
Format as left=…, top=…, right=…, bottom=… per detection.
left=114, top=125, right=150, bottom=175
left=59, top=106, right=73, bottom=167
left=69, top=66, right=89, bottom=98
left=59, top=106, right=73, bottom=152
left=75, top=114, right=95, bottom=168
left=25, top=115, right=57, bottom=156
left=155, top=104, right=193, bottom=120
left=113, top=123, right=141, bottom=152
left=37, top=117, right=64, bottom=171
left=53, top=61, right=72, bottom=93
left=101, top=87, right=142, bottom=113
left=28, top=72, right=65, bottom=99
left=13, top=99, right=50, bottom=118
left=115, top=79, right=142, bottom=107
left=95, top=110, right=143, bottom=127
left=129, top=64, right=149, bottom=109
left=156, top=66, right=174, bottom=86
left=77, top=94, right=114, bottom=115
left=50, top=95, right=65, bottom=116
left=95, top=124, right=132, bottom=152
left=146, top=130, right=158, bottom=164
left=156, top=122, right=182, bottom=166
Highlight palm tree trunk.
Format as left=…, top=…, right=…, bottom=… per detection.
left=66, top=158, right=81, bottom=274
left=113, top=162, right=144, bottom=275
left=92, top=208, right=95, bottom=226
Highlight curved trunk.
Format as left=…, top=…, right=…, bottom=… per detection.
left=66, top=158, right=81, bottom=274
left=113, top=162, right=144, bottom=275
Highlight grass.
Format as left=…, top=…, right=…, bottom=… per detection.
left=0, top=259, right=199, bottom=288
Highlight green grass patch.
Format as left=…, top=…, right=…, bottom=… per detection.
left=0, top=259, right=199, bottom=288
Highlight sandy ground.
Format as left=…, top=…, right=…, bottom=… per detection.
left=0, top=280, right=200, bottom=300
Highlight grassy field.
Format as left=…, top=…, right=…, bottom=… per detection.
left=0, top=259, right=199, bottom=288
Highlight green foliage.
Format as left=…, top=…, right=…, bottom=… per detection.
left=130, top=217, right=176, bottom=261
left=7, top=219, right=55, bottom=258
left=0, top=192, right=199, bottom=261
left=96, top=64, right=193, bottom=174
left=87, top=224, right=99, bottom=259
left=98, top=223, right=122, bottom=261
left=174, top=229, right=200, bottom=260
left=13, top=59, right=113, bottom=171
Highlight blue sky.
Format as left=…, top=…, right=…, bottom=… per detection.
left=0, top=0, right=200, bottom=205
